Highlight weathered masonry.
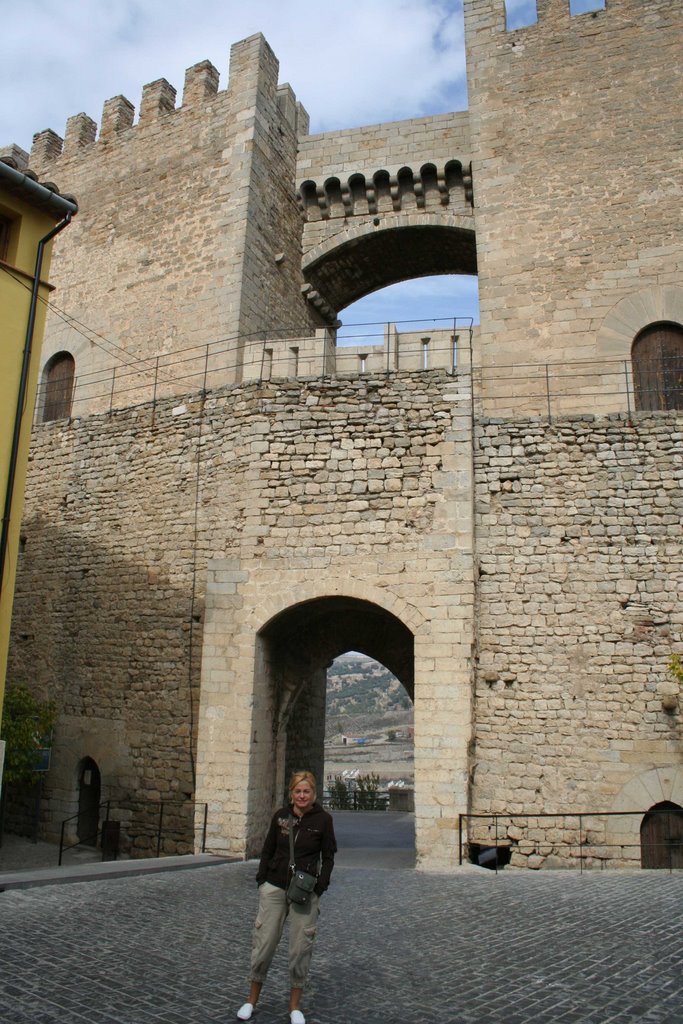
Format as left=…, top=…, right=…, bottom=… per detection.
left=3, top=0, right=682, bottom=870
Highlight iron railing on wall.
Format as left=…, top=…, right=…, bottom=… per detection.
left=459, top=809, right=683, bottom=874
left=36, top=316, right=683, bottom=423
left=58, top=798, right=208, bottom=866
left=37, top=318, right=473, bottom=420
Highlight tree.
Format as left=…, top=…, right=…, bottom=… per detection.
left=327, top=776, right=352, bottom=810
left=1, top=684, right=55, bottom=786
left=1, top=685, right=56, bottom=841
left=668, top=654, right=683, bottom=686
left=356, top=773, right=385, bottom=810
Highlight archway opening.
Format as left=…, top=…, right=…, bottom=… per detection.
left=336, top=274, right=480, bottom=362
left=252, top=597, right=414, bottom=857
left=325, top=652, right=414, bottom=812
left=305, top=222, right=476, bottom=316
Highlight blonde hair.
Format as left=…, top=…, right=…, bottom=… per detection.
left=288, top=770, right=317, bottom=799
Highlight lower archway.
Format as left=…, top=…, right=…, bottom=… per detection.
left=252, top=596, right=414, bottom=850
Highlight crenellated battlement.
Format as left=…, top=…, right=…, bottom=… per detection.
left=298, top=161, right=473, bottom=221
left=466, top=0, right=680, bottom=38
left=11, top=34, right=309, bottom=175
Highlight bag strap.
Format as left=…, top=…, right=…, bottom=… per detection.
left=288, top=814, right=296, bottom=872
left=288, top=812, right=322, bottom=879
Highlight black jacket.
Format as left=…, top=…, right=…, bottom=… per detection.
left=255, top=802, right=337, bottom=896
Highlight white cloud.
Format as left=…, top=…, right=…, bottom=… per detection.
left=1, top=0, right=467, bottom=152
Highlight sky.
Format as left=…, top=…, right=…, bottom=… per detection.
left=1, top=0, right=493, bottom=332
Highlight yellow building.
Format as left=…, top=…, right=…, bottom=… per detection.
left=0, top=157, right=77, bottom=786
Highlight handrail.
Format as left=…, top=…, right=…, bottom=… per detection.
left=458, top=808, right=683, bottom=874
left=58, top=798, right=208, bottom=866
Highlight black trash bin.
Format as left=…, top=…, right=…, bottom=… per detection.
left=101, top=820, right=120, bottom=861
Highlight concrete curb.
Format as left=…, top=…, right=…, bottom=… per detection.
left=0, top=853, right=235, bottom=891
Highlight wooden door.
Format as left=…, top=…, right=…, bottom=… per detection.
left=640, top=801, right=683, bottom=869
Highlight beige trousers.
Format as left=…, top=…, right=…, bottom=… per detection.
left=249, top=881, right=320, bottom=988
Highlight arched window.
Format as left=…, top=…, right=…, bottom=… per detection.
left=42, top=352, right=75, bottom=421
left=632, top=322, right=683, bottom=411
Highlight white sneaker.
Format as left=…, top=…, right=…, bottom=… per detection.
left=237, top=1003, right=254, bottom=1021
left=290, top=1011, right=305, bottom=1024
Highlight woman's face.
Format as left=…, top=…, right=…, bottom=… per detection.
left=291, top=780, right=315, bottom=814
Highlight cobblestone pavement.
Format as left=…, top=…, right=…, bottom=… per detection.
left=1, top=861, right=682, bottom=1024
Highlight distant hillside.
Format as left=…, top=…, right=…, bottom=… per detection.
left=325, top=653, right=412, bottom=739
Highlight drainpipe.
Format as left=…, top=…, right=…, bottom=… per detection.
left=0, top=163, right=78, bottom=597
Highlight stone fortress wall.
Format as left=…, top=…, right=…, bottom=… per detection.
left=3, top=0, right=682, bottom=869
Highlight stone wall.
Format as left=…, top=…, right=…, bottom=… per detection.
left=471, top=411, right=683, bottom=866
left=8, top=370, right=476, bottom=866
left=297, top=111, right=473, bottom=256
left=8, top=375, right=681, bottom=866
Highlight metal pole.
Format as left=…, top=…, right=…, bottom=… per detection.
left=0, top=213, right=73, bottom=599
left=109, top=366, right=117, bottom=416
left=59, top=819, right=65, bottom=866
left=546, top=363, right=552, bottom=423
left=458, top=814, right=463, bottom=866
left=494, top=814, right=499, bottom=875
left=157, top=802, right=164, bottom=858
left=624, top=360, right=632, bottom=418
left=453, top=318, right=457, bottom=372
left=202, top=344, right=209, bottom=394
left=151, top=356, right=159, bottom=425
left=202, top=803, right=208, bottom=854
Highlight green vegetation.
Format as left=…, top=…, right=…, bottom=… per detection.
left=1, top=685, right=55, bottom=787
left=327, top=773, right=387, bottom=811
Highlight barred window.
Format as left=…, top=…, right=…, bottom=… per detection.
left=632, top=322, right=683, bottom=411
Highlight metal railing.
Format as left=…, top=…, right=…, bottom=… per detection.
left=37, top=318, right=473, bottom=419
left=459, top=809, right=683, bottom=874
left=58, top=798, right=208, bottom=866
left=37, top=316, right=683, bottom=423
left=323, top=787, right=415, bottom=812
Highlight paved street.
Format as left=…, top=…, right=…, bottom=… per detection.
left=1, top=815, right=682, bottom=1024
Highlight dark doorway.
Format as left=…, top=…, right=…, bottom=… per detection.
left=640, top=801, right=683, bottom=869
left=77, top=757, right=101, bottom=846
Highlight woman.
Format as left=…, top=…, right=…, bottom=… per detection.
left=236, top=770, right=337, bottom=1024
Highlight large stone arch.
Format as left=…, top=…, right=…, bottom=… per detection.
left=302, top=215, right=477, bottom=315
left=245, top=577, right=427, bottom=640
left=250, top=594, right=417, bottom=851
left=596, top=285, right=683, bottom=361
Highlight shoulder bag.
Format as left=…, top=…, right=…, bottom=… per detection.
left=286, top=814, right=317, bottom=905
